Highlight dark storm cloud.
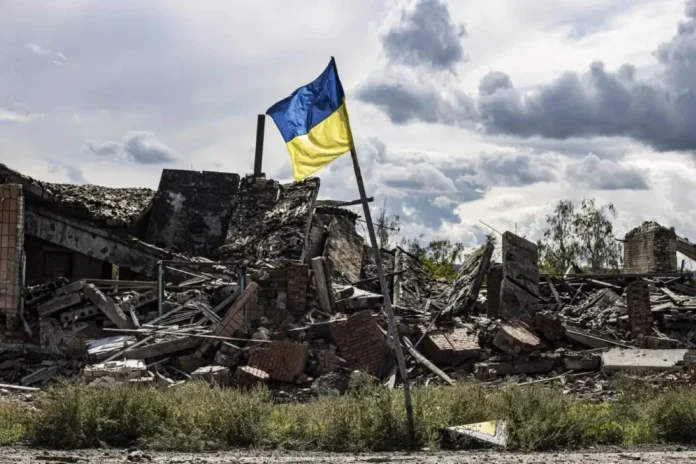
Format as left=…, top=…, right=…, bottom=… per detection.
left=382, top=0, right=467, bottom=72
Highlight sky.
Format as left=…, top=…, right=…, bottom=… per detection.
left=2, top=0, right=696, bottom=260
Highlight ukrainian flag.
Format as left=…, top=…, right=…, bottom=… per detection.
left=266, top=57, right=354, bottom=181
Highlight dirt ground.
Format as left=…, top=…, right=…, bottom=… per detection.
left=7, top=447, right=696, bottom=464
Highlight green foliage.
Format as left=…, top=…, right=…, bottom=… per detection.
left=7, top=378, right=696, bottom=451
left=539, top=198, right=622, bottom=274
left=401, top=237, right=465, bottom=281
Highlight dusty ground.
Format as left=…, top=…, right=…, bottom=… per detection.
left=7, top=447, right=696, bottom=464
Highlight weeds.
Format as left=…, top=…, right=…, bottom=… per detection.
left=3, top=378, right=696, bottom=451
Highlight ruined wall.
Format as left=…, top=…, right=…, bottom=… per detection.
left=500, top=232, right=539, bottom=319
left=145, top=169, right=240, bottom=258
left=0, top=185, right=24, bottom=328
left=323, top=216, right=364, bottom=284
left=24, top=236, right=107, bottom=284
left=219, top=176, right=319, bottom=264
left=624, top=221, right=677, bottom=274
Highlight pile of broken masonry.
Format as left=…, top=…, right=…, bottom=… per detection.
left=3, top=166, right=696, bottom=402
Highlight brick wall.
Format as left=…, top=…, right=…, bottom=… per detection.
left=330, top=310, right=389, bottom=378
left=624, top=221, right=677, bottom=274
left=626, top=280, right=652, bottom=337
left=0, top=184, right=24, bottom=325
left=285, top=261, right=308, bottom=316
left=248, top=341, right=309, bottom=383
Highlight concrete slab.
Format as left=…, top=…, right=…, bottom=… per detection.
left=602, top=348, right=688, bottom=372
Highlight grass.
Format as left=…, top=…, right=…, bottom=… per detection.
left=3, top=378, right=696, bottom=451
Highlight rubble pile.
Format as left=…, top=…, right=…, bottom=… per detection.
left=4, top=160, right=696, bottom=400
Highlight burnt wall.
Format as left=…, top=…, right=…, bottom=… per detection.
left=145, top=169, right=240, bottom=258
left=624, top=221, right=677, bottom=274
left=24, top=236, right=109, bottom=285
left=219, top=176, right=319, bottom=264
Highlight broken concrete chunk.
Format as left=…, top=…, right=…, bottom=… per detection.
left=84, top=360, right=147, bottom=382
left=475, top=359, right=554, bottom=380
left=640, top=335, right=685, bottom=350
left=500, top=232, right=539, bottom=319
left=53, top=280, right=86, bottom=297
left=84, top=283, right=136, bottom=330
left=37, top=293, right=82, bottom=318
left=236, top=365, right=269, bottom=389
left=191, top=365, right=231, bottom=386
left=493, top=322, right=544, bottom=356
left=323, top=216, right=364, bottom=283
left=602, top=348, right=687, bottom=372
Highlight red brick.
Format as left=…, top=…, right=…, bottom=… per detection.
left=315, top=349, right=341, bottom=375
left=330, top=311, right=388, bottom=378
left=248, top=341, right=308, bottom=383
left=236, top=366, right=269, bottom=389
left=419, top=326, right=480, bottom=365
left=626, top=280, right=652, bottom=337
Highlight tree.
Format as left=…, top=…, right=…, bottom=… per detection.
left=400, top=236, right=465, bottom=281
left=538, top=198, right=622, bottom=274
left=375, top=198, right=401, bottom=249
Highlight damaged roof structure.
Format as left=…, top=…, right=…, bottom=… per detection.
left=4, top=161, right=696, bottom=399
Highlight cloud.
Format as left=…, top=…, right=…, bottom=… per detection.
left=0, top=108, right=42, bottom=123
left=25, top=43, right=67, bottom=64
left=360, top=1, right=696, bottom=154
left=382, top=0, right=466, bottom=72
left=478, top=2, right=696, bottom=152
left=49, top=161, right=88, bottom=184
left=565, top=154, right=650, bottom=190
left=86, top=131, right=179, bottom=164
left=356, top=67, right=476, bottom=126
left=454, top=151, right=560, bottom=190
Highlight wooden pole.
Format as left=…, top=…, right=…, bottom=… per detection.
left=254, top=114, right=266, bottom=176
left=348, top=145, right=416, bottom=443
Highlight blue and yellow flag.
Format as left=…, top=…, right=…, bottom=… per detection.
left=266, top=57, right=354, bottom=181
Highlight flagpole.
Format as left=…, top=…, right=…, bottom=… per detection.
left=347, top=144, right=416, bottom=444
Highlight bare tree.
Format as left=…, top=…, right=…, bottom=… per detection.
left=375, top=198, right=401, bottom=249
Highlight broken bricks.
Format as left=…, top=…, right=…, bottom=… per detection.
left=493, top=322, right=544, bottom=356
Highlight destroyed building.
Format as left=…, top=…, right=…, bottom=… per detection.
left=3, top=160, right=696, bottom=396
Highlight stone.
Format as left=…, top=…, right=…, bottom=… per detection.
left=330, top=310, right=389, bottom=378
left=493, top=322, right=544, bottom=356
left=640, top=336, right=685, bottom=350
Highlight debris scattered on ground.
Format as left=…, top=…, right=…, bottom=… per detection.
left=2, top=162, right=696, bottom=401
